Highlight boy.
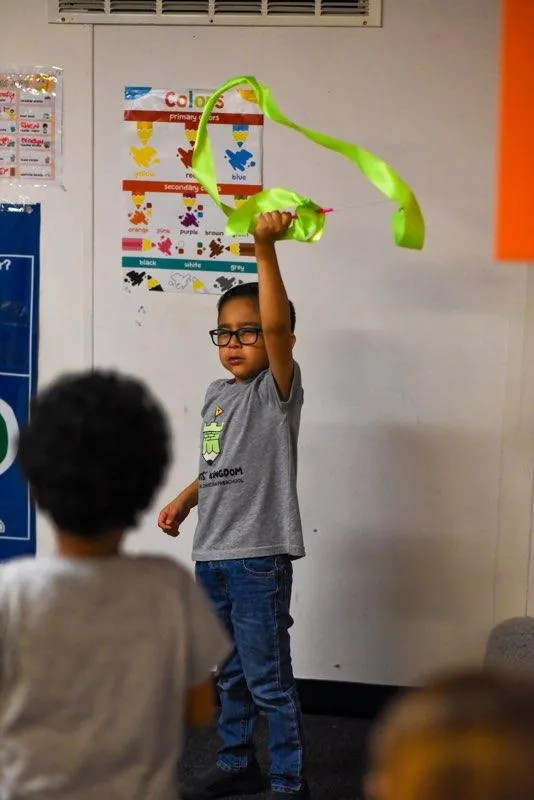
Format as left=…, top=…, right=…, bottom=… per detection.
left=158, top=212, right=309, bottom=799
left=0, top=371, right=231, bottom=799
left=366, top=668, right=534, bottom=800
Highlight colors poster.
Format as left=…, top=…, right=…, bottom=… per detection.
left=122, top=86, right=263, bottom=294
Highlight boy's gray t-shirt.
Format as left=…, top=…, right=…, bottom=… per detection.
left=0, top=555, right=231, bottom=800
left=193, top=362, right=305, bottom=561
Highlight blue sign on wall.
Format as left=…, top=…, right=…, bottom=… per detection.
left=0, top=203, right=40, bottom=560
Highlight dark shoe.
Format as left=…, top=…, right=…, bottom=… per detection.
left=267, top=781, right=311, bottom=799
left=181, top=761, right=264, bottom=800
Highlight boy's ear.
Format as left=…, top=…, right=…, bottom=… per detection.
left=290, top=334, right=296, bottom=350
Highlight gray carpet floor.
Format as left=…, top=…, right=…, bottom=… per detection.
left=180, top=715, right=370, bottom=800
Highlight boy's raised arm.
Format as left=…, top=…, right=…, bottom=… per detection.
left=254, top=212, right=295, bottom=401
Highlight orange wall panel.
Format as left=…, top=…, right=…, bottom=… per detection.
left=496, top=0, right=534, bottom=260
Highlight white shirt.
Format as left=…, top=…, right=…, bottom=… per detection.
left=0, top=555, right=231, bottom=799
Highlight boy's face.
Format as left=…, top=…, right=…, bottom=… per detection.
left=216, top=296, right=269, bottom=381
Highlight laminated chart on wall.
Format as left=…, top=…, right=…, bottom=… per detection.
left=0, top=68, right=63, bottom=185
left=122, top=86, right=263, bottom=294
left=0, top=203, right=40, bottom=561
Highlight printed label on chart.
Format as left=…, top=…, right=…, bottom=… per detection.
left=121, top=85, right=263, bottom=295
left=0, top=120, right=17, bottom=135
left=19, top=135, right=52, bottom=150
left=0, top=135, right=16, bottom=149
left=19, top=119, right=49, bottom=134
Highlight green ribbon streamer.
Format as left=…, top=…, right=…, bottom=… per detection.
left=192, top=76, right=425, bottom=249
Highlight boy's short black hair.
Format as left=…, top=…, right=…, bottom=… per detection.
left=217, top=282, right=296, bottom=333
left=18, top=371, right=170, bottom=538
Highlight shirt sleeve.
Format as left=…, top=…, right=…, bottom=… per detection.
left=184, top=570, right=233, bottom=688
left=201, top=379, right=226, bottom=418
left=256, top=361, right=304, bottom=411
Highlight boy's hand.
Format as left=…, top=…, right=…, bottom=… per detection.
left=157, top=497, right=190, bottom=537
left=254, top=211, right=293, bottom=244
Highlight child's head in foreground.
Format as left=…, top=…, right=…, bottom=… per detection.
left=367, top=667, right=534, bottom=800
left=211, top=282, right=296, bottom=382
left=18, top=370, right=170, bottom=547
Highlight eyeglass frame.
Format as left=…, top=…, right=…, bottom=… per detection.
left=209, top=326, right=263, bottom=347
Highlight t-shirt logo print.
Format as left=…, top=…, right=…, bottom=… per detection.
left=202, top=407, right=224, bottom=464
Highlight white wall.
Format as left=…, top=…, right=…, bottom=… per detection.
left=5, top=0, right=534, bottom=686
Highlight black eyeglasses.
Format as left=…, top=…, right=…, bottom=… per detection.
left=209, top=327, right=263, bottom=347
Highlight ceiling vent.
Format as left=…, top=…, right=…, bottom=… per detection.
left=48, top=0, right=381, bottom=26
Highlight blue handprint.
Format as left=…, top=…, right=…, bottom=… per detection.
left=225, top=147, right=256, bottom=173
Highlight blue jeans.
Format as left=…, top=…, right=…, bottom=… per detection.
left=195, top=556, right=305, bottom=794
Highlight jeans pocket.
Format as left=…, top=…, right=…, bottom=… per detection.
left=242, top=556, right=278, bottom=577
